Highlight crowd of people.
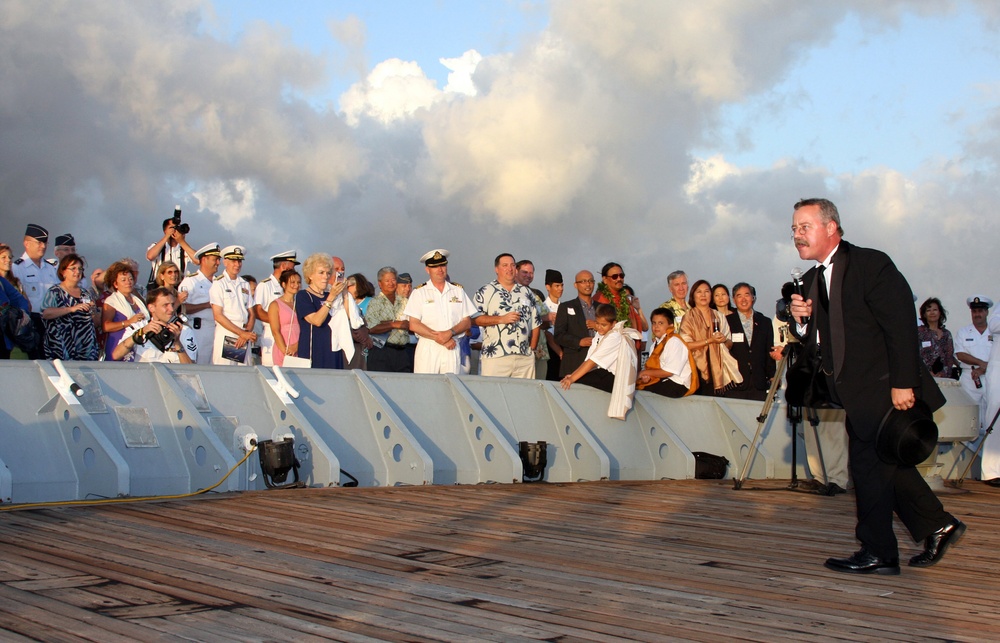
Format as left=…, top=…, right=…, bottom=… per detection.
left=0, top=219, right=995, bottom=406
left=2, top=196, right=994, bottom=575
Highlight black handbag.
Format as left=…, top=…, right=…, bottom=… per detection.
left=784, top=343, right=839, bottom=409
left=692, top=452, right=729, bottom=479
left=0, top=303, right=41, bottom=353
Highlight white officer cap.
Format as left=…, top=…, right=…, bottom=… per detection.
left=967, top=296, right=993, bottom=309
left=420, top=249, right=449, bottom=267
left=194, top=242, right=221, bottom=259
left=270, top=250, right=299, bottom=265
left=222, top=245, right=245, bottom=260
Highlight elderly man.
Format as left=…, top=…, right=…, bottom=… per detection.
left=474, top=253, right=540, bottom=378
left=404, top=250, right=476, bottom=374
left=955, top=296, right=993, bottom=431
left=659, top=270, right=690, bottom=332
left=112, top=287, right=197, bottom=363
left=178, top=243, right=221, bottom=365
left=789, top=197, right=961, bottom=575
left=209, top=245, right=257, bottom=366
left=11, top=223, right=57, bottom=358
left=366, top=266, right=413, bottom=372
left=555, top=270, right=598, bottom=377
left=253, top=251, right=300, bottom=366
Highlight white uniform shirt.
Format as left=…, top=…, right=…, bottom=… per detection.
left=955, top=322, right=992, bottom=392
left=209, top=273, right=254, bottom=328
left=404, top=281, right=477, bottom=336
left=544, top=297, right=559, bottom=335
left=134, top=326, right=198, bottom=363
left=254, top=275, right=284, bottom=314
left=179, top=271, right=216, bottom=325
left=12, top=253, right=58, bottom=312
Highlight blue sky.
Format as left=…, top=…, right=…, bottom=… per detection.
left=2, top=1, right=999, bottom=318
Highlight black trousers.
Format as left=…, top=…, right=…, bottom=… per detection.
left=577, top=368, right=615, bottom=393
left=846, top=417, right=952, bottom=561
left=366, top=343, right=413, bottom=373
left=641, top=378, right=688, bottom=398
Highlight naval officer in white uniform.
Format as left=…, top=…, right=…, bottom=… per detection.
left=208, top=245, right=257, bottom=365
left=403, top=249, right=476, bottom=374
left=178, top=243, right=221, bottom=365
left=253, top=250, right=299, bottom=366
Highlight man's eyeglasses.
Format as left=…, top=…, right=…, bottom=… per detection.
left=575, top=279, right=595, bottom=284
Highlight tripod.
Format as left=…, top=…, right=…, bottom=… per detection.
left=952, top=405, right=1000, bottom=487
left=733, top=347, right=791, bottom=490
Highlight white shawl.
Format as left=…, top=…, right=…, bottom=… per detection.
left=608, top=321, right=641, bottom=420
left=329, top=293, right=364, bottom=362
left=104, top=290, right=149, bottom=336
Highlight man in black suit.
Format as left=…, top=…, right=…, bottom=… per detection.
left=555, top=270, right=597, bottom=378
left=725, top=282, right=775, bottom=402
left=789, top=198, right=964, bottom=575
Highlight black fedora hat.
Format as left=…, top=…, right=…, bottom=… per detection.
left=876, top=399, right=938, bottom=466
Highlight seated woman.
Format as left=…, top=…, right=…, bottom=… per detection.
left=917, top=297, right=956, bottom=378
left=637, top=307, right=696, bottom=397
left=560, top=304, right=630, bottom=393
left=680, top=279, right=741, bottom=395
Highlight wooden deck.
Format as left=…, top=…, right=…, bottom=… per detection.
left=0, top=479, right=996, bottom=642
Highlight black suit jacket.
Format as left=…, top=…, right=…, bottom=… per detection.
left=726, top=310, right=775, bottom=392
left=800, top=240, right=944, bottom=438
left=554, top=297, right=592, bottom=377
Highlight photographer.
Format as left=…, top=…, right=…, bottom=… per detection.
left=146, top=206, right=196, bottom=277
left=111, top=287, right=197, bottom=363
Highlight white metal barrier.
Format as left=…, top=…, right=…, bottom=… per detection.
left=0, top=362, right=981, bottom=504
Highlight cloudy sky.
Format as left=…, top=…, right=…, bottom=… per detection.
left=2, top=0, right=998, bottom=321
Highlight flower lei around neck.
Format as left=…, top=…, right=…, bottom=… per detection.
left=596, top=282, right=632, bottom=327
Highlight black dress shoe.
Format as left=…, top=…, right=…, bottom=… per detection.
left=985, top=478, right=1000, bottom=487
left=909, top=518, right=966, bottom=567
left=824, top=548, right=900, bottom=575
left=821, top=482, right=847, bottom=496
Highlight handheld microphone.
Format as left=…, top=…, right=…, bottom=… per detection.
left=791, top=267, right=809, bottom=326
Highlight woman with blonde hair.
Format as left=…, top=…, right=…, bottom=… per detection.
left=295, top=253, right=348, bottom=369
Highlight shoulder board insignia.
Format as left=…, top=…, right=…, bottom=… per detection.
left=13, top=258, right=23, bottom=265
left=45, top=258, right=57, bottom=266
left=214, top=275, right=224, bottom=281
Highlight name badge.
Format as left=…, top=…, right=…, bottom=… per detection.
left=732, top=332, right=745, bottom=343
left=567, top=308, right=576, bottom=316
left=921, top=340, right=932, bottom=348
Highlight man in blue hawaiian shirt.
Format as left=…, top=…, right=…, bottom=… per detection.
left=473, top=253, right=541, bottom=378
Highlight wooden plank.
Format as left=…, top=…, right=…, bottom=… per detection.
left=0, top=481, right=995, bottom=643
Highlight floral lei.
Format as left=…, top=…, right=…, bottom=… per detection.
left=596, top=282, right=632, bottom=327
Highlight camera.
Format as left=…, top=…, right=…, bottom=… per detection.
left=132, top=313, right=188, bottom=353
left=774, top=281, right=796, bottom=323
left=170, top=205, right=190, bottom=235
